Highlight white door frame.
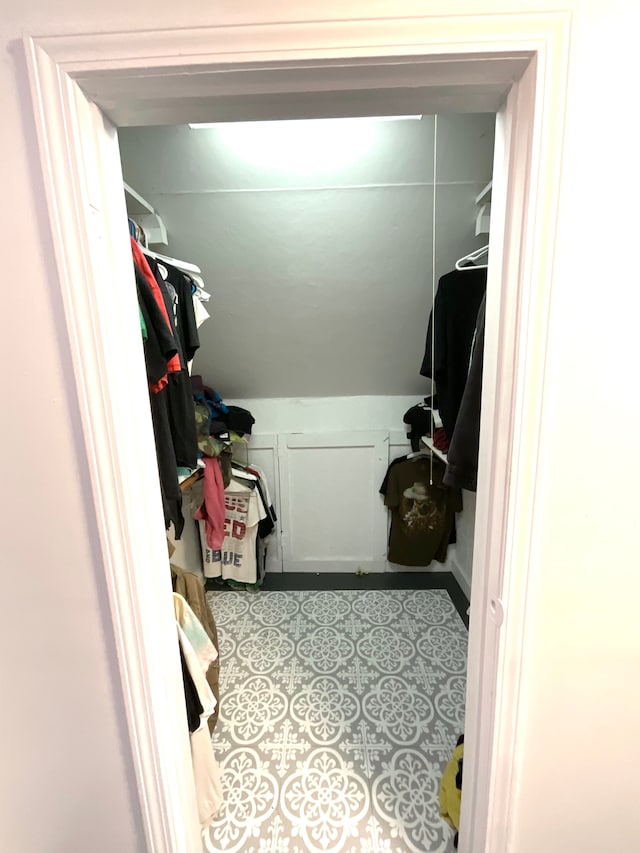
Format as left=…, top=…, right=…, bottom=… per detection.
left=24, top=12, right=571, bottom=853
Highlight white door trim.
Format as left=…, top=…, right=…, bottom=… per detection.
left=23, top=11, right=571, bottom=853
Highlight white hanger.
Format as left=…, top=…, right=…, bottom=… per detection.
left=231, top=468, right=258, bottom=482
left=407, top=448, right=432, bottom=460
left=190, top=273, right=211, bottom=301
left=455, top=244, right=489, bottom=271
left=144, top=246, right=202, bottom=276
left=231, top=462, right=258, bottom=481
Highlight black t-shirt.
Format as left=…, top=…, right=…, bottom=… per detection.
left=135, top=263, right=178, bottom=386
left=145, top=258, right=200, bottom=470
left=163, top=262, right=201, bottom=364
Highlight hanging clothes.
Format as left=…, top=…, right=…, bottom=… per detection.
left=244, top=463, right=277, bottom=539
left=194, top=457, right=226, bottom=551
left=199, top=477, right=267, bottom=584
left=179, top=643, right=203, bottom=733
left=132, top=236, right=204, bottom=536
left=149, top=389, right=184, bottom=538
left=147, top=256, right=199, bottom=470
left=135, top=263, right=177, bottom=390
left=192, top=294, right=210, bottom=330
left=380, top=454, right=408, bottom=494
left=164, top=263, right=201, bottom=364
left=131, top=237, right=181, bottom=376
left=174, top=594, right=223, bottom=828
left=380, top=455, right=461, bottom=566
left=420, top=267, right=487, bottom=440
left=444, top=294, right=486, bottom=492
left=174, top=592, right=218, bottom=674
left=171, top=561, right=220, bottom=733
left=147, top=257, right=200, bottom=363
left=136, top=263, right=184, bottom=536
left=233, top=462, right=277, bottom=582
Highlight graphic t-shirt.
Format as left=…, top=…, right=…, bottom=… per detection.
left=199, top=480, right=266, bottom=583
left=381, top=456, right=462, bottom=567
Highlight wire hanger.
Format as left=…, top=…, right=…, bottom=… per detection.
left=455, top=244, right=489, bottom=271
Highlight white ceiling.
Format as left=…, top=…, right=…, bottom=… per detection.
left=119, top=112, right=495, bottom=397
left=83, top=54, right=527, bottom=126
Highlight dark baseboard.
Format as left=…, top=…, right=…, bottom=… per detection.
left=206, top=571, right=469, bottom=629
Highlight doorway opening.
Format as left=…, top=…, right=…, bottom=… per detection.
left=25, top=15, right=569, bottom=852
left=117, top=109, right=494, bottom=850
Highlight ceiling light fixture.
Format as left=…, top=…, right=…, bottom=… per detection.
left=188, top=115, right=423, bottom=129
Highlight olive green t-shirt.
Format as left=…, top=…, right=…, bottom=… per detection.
left=382, top=456, right=462, bottom=567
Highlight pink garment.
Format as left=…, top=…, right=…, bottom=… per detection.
left=194, top=458, right=225, bottom=550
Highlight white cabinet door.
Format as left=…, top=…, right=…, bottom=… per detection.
left=278, top=431, right=389, bottom=573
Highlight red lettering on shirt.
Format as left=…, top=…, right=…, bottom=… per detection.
left=231, top=520, right=246, bottom=540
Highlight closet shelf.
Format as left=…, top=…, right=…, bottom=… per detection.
left=475, top=180, right=492, bottom=205
left=124, top=182, right=169, bottom=246
left=420, top=436, right=449, bottom=465
left=124, top=182, right=155, bottom=215
left=475, top=180, right=492, bottom=236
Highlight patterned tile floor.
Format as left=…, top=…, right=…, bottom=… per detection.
left=204, top=588, right=467, bottom=853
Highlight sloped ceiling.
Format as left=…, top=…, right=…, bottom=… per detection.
left=119, top=113, right=494, bottom=397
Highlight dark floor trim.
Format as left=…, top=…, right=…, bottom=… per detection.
left=206, top=571, right=470, bottom=629
left=439, top=573, right=470, bottom=630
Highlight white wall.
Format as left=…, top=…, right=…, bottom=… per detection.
left=2, top=2, right=639, bottom=853
left=233, top=395, right=470, bottom=577
left=229, top=394, right=426, bottom=433
left=119, top=115, right=494, bottom=398
left=449, top=490, right=475, bottom=597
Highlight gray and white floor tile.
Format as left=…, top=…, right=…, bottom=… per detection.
left=204, top=588, right=466, bottom=852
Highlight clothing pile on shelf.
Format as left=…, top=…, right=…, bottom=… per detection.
left=403, top=397, right=449, bottom=453
left=380, top=453, right=461, bottom=567
left=188, top=380, right=276, bottom=590
left=132, top=235, right=208, bottom=538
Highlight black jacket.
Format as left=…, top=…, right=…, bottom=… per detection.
left=444, top=294, right=486, bottom=492
left=420, top=267, right=486, bottom=440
